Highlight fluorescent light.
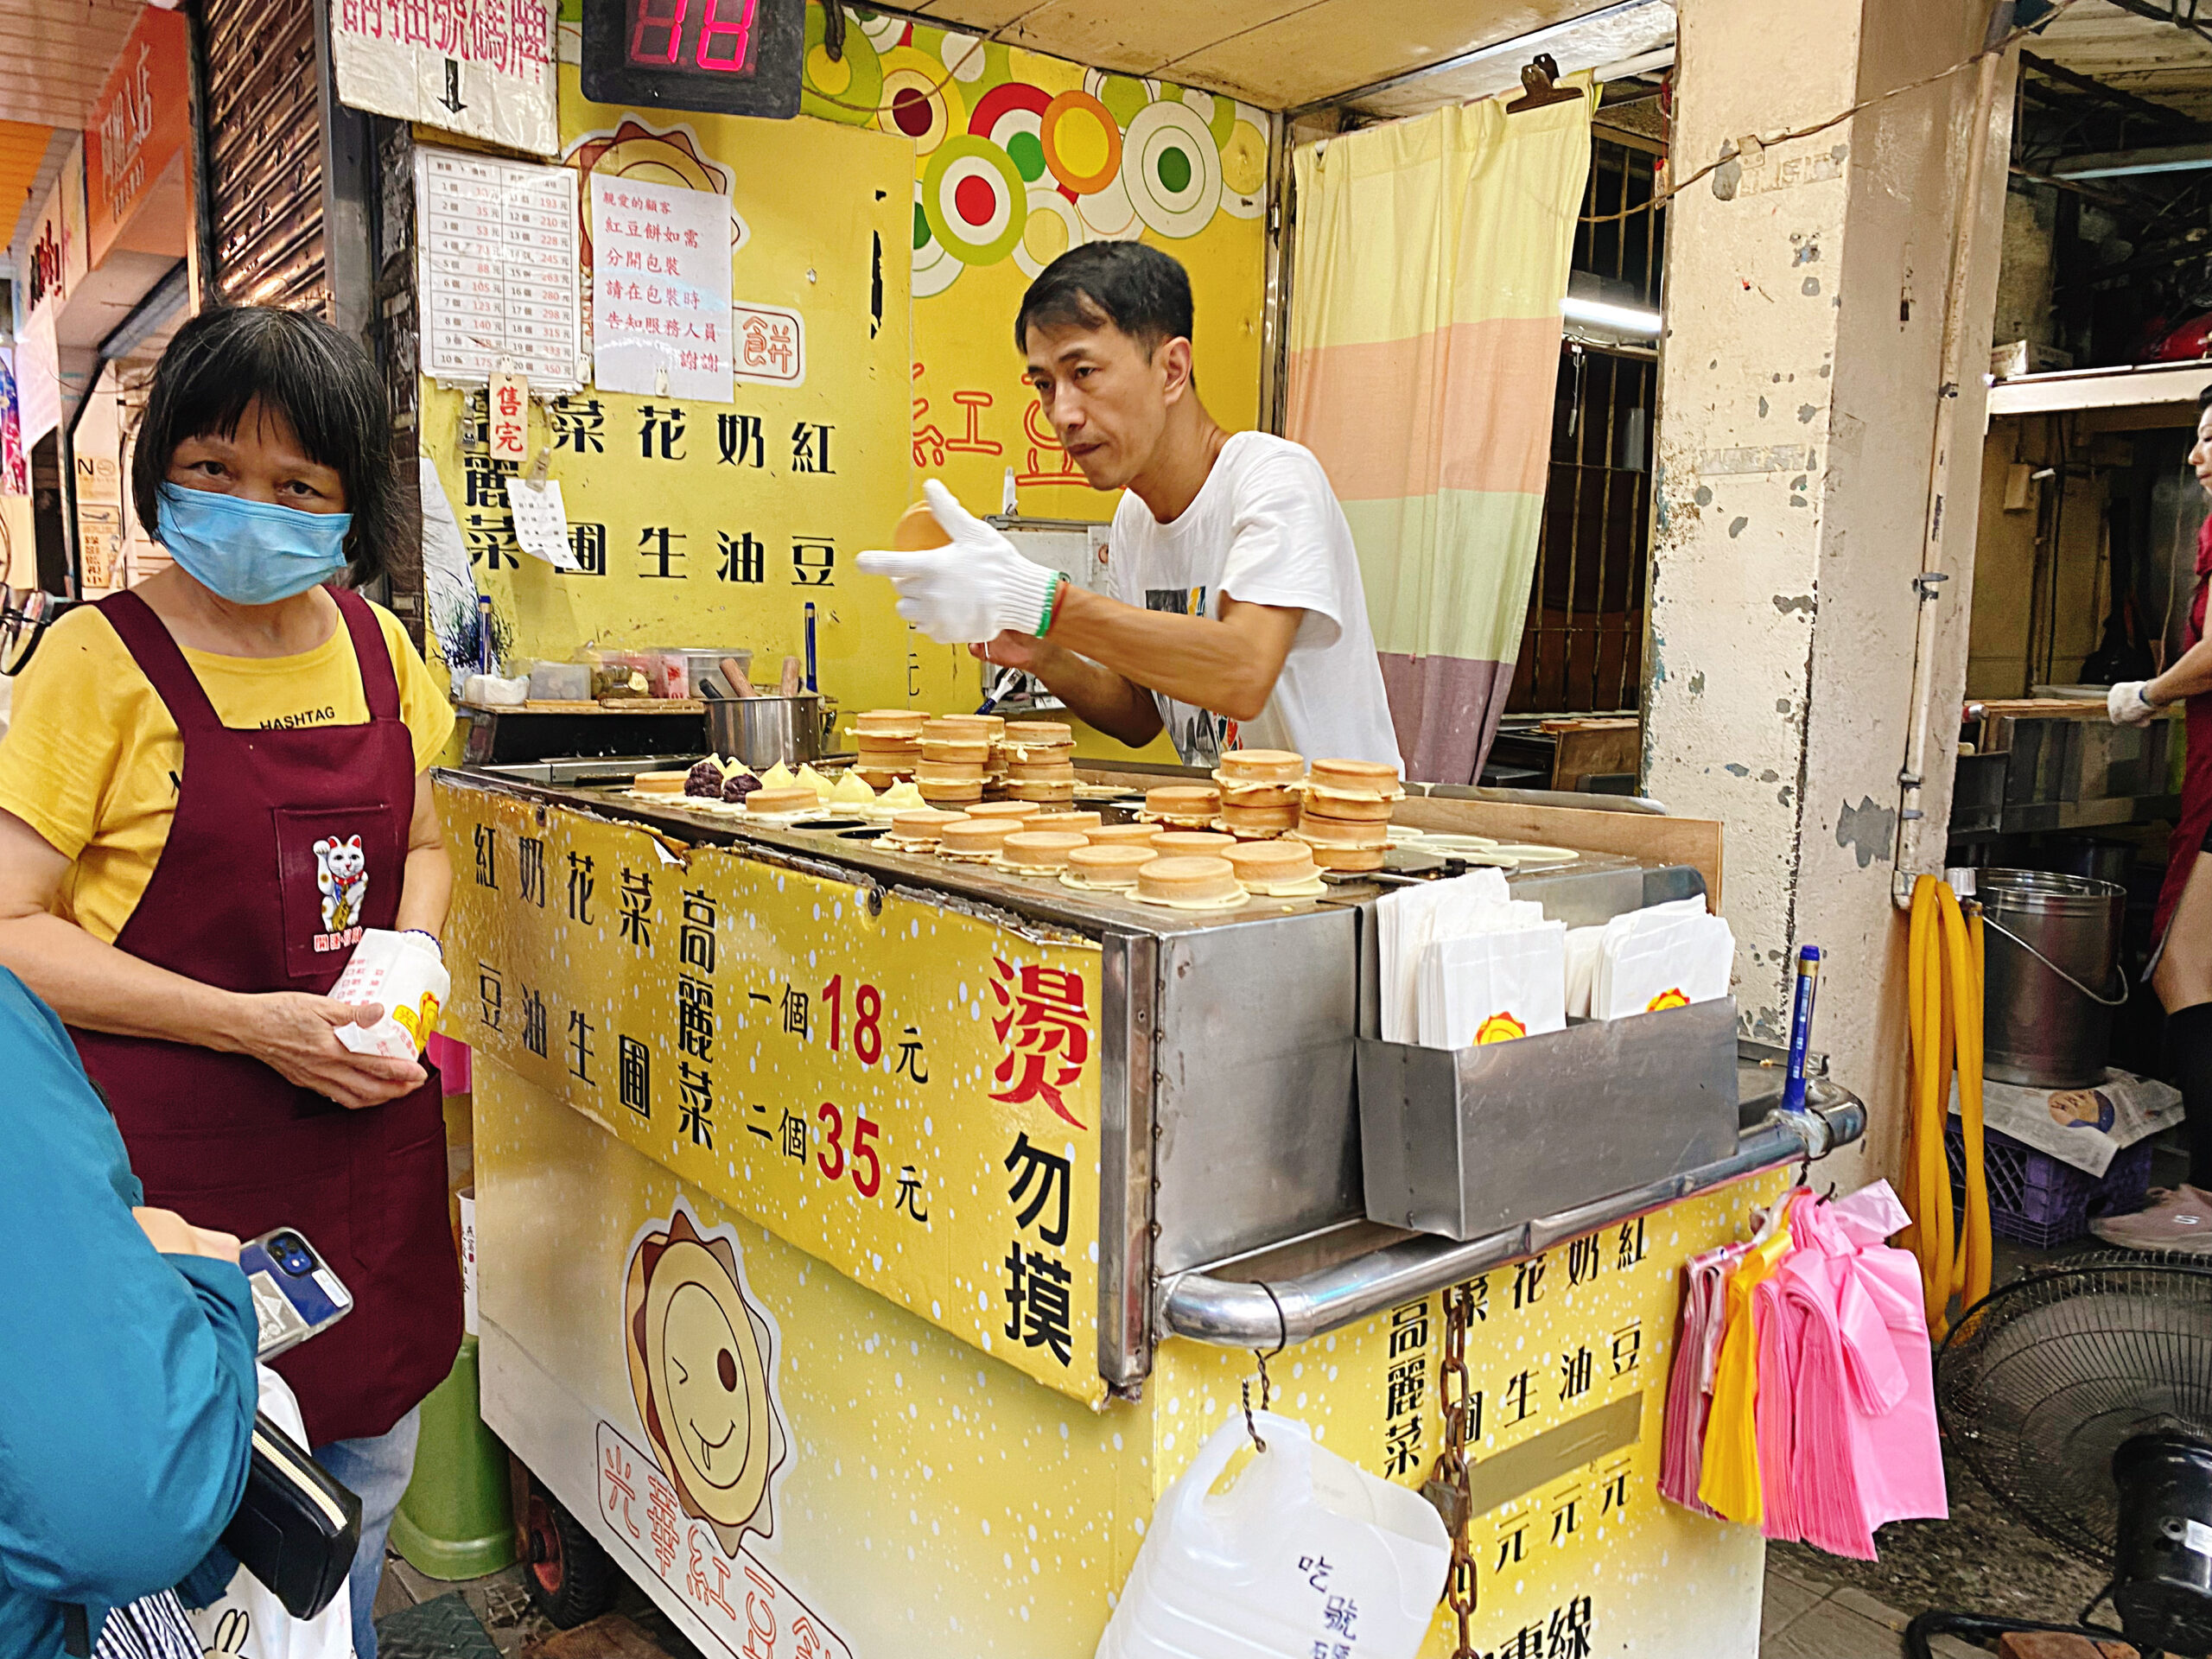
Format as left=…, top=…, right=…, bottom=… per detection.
left=1561, top=295, right=1663, bottom=337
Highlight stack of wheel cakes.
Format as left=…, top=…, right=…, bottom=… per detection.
left=1296, top=759, right=1403, bottom=872
left=852, top=710, right=925, bottom=787
left=914, top=714, right=1001, bottom=806
left=1141, top=783, right=1220, bottom=829
left=1002, top=720, right=1075, bottom=804
left=1211, top=748, right=1306, bottom=839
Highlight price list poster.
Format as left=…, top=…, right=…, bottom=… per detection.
left=415, top=148, right=582, bottom=387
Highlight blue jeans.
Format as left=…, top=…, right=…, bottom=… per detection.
left=314, top=1408, right=421, bottom=1659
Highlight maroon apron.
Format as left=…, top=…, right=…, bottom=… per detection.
left=71, top=587, right=461, bottom=1447
left=2155, top=515, right=2212, bottom=948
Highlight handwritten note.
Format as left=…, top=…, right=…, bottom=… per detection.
left=592, top=175, right=733, bottom=403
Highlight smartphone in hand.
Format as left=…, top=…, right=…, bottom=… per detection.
left=238, top=1229, right=353, bottom=1359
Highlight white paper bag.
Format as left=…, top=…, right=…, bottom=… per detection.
left=1097, top=1412, right=1449, bottom=1659
left=1417, top=923, right=1567, bottom=1048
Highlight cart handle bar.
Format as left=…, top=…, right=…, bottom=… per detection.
left=1156, top=1084, right=1865, bottom=1351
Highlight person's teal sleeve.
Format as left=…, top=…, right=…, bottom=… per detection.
left=0, top=969, right=257, bottom=1642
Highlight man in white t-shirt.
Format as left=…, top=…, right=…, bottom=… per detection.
left=856, top=243, right=1401, bottom=770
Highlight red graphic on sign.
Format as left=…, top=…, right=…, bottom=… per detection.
left=989, top=959, right=1090, bottom=1129
left=1015, top=399, right=1087, bottom=488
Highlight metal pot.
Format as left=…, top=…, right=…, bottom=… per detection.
left=707, top=693, right=822, bottom=769
left=1978, top=867, right=2127, bottom=1089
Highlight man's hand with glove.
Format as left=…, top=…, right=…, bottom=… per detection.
left=2109, top=680, right=2164, bottom=728
left=856, top=480, right=1064, bottom=645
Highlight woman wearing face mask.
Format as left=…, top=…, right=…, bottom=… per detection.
left=0, top=306, right=462, bottom=1659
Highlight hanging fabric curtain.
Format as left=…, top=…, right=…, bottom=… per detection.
left=1287, top=92, right=1590, bottom=785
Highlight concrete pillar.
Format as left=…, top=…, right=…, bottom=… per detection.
left=1647, top=0, right=2014, bottom=1184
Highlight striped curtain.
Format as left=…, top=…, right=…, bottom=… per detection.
left=1287, top=93, right=1591, bottom=785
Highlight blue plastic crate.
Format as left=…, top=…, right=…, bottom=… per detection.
left=1944, top=1119, right=2157, bottom=1249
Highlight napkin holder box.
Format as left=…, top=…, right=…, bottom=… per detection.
left=1355, top=915, right=1739, bottom=1241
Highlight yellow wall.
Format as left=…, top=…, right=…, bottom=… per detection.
left=430, top=10, right=1268, bottom=741
left=805, top=3, right=1269, bottom=522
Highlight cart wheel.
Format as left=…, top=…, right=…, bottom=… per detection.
left=521, top=1476, right=615, bottom=1628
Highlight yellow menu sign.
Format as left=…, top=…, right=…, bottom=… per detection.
left=440, top=778, right=1107, bottom=1405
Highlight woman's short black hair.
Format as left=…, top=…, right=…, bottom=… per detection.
left=1014, top=241, right=1194, bottom=357
left=131, top=306, right=403, bottom=586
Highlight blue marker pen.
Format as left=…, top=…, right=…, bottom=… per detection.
left=1781, top=945, right=1822, bottom=1113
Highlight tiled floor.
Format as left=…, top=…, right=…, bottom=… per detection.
left=1762, top=1552, right=1986, bottom=1659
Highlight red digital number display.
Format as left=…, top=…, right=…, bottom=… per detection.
left=625, top=0, right=759, bottom=73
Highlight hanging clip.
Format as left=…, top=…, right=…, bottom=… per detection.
left=1507, top=53, right=1584, bottom=114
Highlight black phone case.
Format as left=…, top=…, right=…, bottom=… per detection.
left=222, top=1410, right=362, bottom=1621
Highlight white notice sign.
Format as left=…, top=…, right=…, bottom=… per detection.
left=591, top=175, right=734, bottom=404
left=416, top=148, right=582, bottom=388
left=503, top=477, right=578, bottom=570
left=333, top=2, right=558, bottom=158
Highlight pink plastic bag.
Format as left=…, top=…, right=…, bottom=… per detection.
left=1753, top=1185, right=1946, bottom=1559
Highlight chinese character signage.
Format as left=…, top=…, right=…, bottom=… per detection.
left=732, top=302, right=804, bottom=389
left=85, top=7, right=190, bottom=266
left=442, top=779, right=1107, bottom=1404
left=423, top=85, right=918, bottom=718
left=592, top=174, right=735, bottom=402
left=334, top=0, right=559, bottom=157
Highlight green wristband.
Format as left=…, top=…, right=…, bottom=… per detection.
left=1036, top=572, right=1069, bottom=639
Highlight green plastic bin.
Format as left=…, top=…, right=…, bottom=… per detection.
left=391, top=1335, right=517, bottom=1580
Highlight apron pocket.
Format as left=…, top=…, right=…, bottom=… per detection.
left=138, top=1147, right=364, bottom=1288
left=272, top=803, right=400, bottom=983
left=347, top=1084, right=454, bottom=1280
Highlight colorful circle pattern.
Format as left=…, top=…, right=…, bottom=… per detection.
left=922, top=134, right=1028, bottom=266
left=879, top=21, right=1267, bottom=295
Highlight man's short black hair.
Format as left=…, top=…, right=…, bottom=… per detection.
left=1014, top=242, right=1193, bottom=357
left=132, top=305, right=404, bottom=587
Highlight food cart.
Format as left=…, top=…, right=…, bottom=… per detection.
left=394, top=6, right=1859, bottom=1653
left=440, top=762, right=1862, bottom=1659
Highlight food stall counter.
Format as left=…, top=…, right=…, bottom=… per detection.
left=438, top=763, right=1859, bottom=1659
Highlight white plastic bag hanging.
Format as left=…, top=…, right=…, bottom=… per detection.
left=1098, top=1410, right=1449, bottom=1659
left=185, top=1366, right=352, bottom=1659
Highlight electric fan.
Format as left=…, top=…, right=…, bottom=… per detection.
left=1908, top=1255, right=2212, bottom=1659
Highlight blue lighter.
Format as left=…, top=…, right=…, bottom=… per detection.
left=1781, top=944, right=1822, bottom=1113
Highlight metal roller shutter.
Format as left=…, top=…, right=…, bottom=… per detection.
left=199, top=0, right=325, bottom=312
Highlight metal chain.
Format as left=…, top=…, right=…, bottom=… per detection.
left=1421, top=1283, right=1478, bottom=1659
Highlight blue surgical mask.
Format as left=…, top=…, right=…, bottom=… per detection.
left=156, top=482, right=353, bottom=607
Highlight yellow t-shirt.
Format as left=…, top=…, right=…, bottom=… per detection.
left=0, top=599, right=455, bottom=944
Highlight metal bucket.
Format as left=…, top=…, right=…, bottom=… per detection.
left=706, top=694, right=823, bottom=769
left=1978, top=868, right=2127, bottom=1089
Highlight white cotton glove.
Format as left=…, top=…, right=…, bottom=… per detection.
left=855, top=480, right=1061, bottom=645
left=2108, top=681, right=2160, bottom=728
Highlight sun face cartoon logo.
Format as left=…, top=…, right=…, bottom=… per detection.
left=1644, top=987, right=1691, bottom=1012
left=1475, top=1011, right=1528, bottom=1046
left=624, top=1211, right=786, bottom=1556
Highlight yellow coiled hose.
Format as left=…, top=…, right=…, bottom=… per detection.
left=1901, top=874, right=1992, bottom=1340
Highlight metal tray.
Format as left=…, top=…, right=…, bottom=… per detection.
left=1354, top=912, right=1740, bottom=1240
